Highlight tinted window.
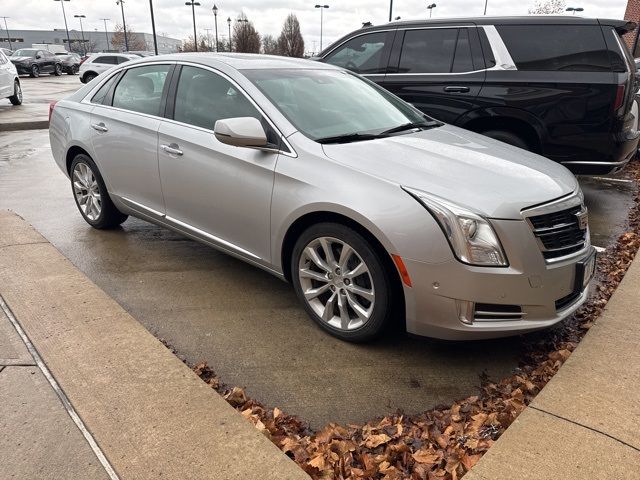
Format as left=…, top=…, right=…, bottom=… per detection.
left=174, top=66, right=261, bottom=130
left=452, top=29, right=474, bottom=73
left=93, top=56, right=117, bottom=65
left=324, top=32, right=387, bottom=74
left=116, top=56, right=132, bottom=64
left=497, top=25, right=611, bottom=72
left=91, top=74, right=118, bottom=105
left=399, top=28, right=458, bottom=73
left=112, top=65, right=170, bottom=115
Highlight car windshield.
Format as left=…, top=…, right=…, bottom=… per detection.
left=244, top=68, right=437, bottom=142
left=13, top=49, right=37, bottom=57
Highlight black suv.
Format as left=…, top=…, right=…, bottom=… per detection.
left=10, top=49, right=62, bottom=78
left=317, top=17, right=639, bottom=175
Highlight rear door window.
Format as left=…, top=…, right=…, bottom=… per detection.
left=93, top=56, right=117, bottom=65
left=398, top=28, right=459, bottom=73
left=496, top=25, right=611, bottom=71
left=323, top=32, right=388, bottom=74
left=112, top=64, right=170, bottom=116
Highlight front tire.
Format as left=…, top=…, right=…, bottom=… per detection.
left=70, top=154, right=128, bottom=229
left=291, top=223, right=393, bottom=342
left=29, top=64, right=39, bottom=78
left=83, top=72, right=97, bottom=83
left=8, top=81, right=22, bottom=105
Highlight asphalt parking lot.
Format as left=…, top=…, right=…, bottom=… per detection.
left=0, top=126, right=635, bottom=427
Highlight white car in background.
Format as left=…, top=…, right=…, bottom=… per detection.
left=79, top=53, right=139, bottom=84
left=0, top=49, right=21, bottom=105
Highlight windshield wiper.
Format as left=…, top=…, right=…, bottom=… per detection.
left=316, top=132, right=383, bottom=144
left=379, top=120, right=440, bottom=136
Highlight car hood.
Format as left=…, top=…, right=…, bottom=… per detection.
left=321, top=124, right=578, bottom=219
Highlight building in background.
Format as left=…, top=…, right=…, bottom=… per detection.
left=625, top=0, right=640, bottom=56
left=0, top=28, right=180, bottom=54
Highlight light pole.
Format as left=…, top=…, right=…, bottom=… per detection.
left=212, top=4, right=219, bottom=52
left=54, top=0, right=71, bottom=51
left=73, top=15, right=86, bottom=55
left=315, top=5, right=329, bottom=52
left=1, top=17, right=11, bottom=51
left=185, top=1, right=201, bottom=52
left=100, top=18, right=110, bottom=50
left=388, top=0, right=393, bottom=22
left=227, top=17, right=231, bottom=52
left=427, top=3, right=436, bottom=19
left=149, top=0, right=159, bottom=55
left=484, top=0, right=488, bottom=15
left=566, top=7, right=584, bottom=15
left=205, top=28, right=213, bottom=50
left=116, top=0, right=129, bottom=51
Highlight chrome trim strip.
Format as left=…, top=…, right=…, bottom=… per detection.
left=561, top=159, right=631, bottom=167
left=481, top=25, right=517, bottom=71
left=120, top=196, right=164, bottom=217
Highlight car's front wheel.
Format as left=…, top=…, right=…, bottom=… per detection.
left=83, top=72, right=97, bottom=83
left=70, top=154, right=128, bottom=229
left=8, top=81, right=22, bottom=105
left=29, top=64, right=39, bottom=78
left=291, top=223, right=393, bottom=342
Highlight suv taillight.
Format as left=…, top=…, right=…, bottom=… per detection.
left=79, top=56, right=88, bottom=65
left=49, top=101, right=58, bottom=122
left=613, top=84, right=626, bottom=112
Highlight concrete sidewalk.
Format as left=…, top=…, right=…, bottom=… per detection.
left=467, top=251, right=640, bottom=479
left=0, top=210, right=308, bottom=480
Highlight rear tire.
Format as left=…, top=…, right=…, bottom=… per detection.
left=8, top=81, right=22, bottom=105
left=53, top=64, right=62, bottom=76
left=70, top=154, right=128, bottom=229
left=482, top=130, right=530, bottom=151
left=29, top=64, right=39, bottom=78
left=291, top=222, right=393, bottom=342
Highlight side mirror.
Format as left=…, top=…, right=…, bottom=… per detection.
left=36, top=55, right=42, bottom=59
left=214, top=117, right=268, bottom=148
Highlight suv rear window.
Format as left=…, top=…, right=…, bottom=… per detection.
left=496, top=25, right=611, bottom=72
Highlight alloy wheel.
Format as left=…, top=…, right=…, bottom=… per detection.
left=72, top=162, right=102, bottom=221
left=15, top=82, right=22, bottom=102
left=298, top=236, right=375, bottom=331
left=31, top=65, right=39, bottom=77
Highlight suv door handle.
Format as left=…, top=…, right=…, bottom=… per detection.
left=443, top=86, right=470, bottom=93
left=161, top=143, right=183, bottom=156
left=90, top=122, right=108, bottom=132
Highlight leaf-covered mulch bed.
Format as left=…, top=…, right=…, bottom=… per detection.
left=188, top=162, right=640, bottom=480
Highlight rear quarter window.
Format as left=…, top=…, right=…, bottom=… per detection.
left=93, top=56, right=117, bottom=65
left=496, top=25, right=611, bottom=72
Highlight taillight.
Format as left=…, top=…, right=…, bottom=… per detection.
left=79, top=56, right=88, bottom=65
left=49, top=101, right=58, bottom=122
left=613, top=84, right=625, bottom=112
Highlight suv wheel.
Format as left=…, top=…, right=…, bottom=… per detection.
left=291, top=223, right=393, bottom=342
left=8, top=81, right=22, bottom=106
left=83, top=72, right=97, bottom=83
left=29, top=64, right=39, bottom=78
left=68, top=65, right=78, bottom=75
left=53, top=63, right=62, bottom=76
left=482, top=130, right=530, bottom=151
left=70, top=154, right=128, bottom=229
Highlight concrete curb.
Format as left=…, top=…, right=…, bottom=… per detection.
left=0, top=119, right=49, bottom=132
left=0, top=210, right=309, bottom=480
left=467, top=251, right=640, bottom=479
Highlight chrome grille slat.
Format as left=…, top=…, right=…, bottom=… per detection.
left=526, top=201, right=588, bottom=261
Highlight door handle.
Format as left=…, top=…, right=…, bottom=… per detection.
left=90, top=122, right=108, bottom=132
left=161, top=143, right=183, bottom=156
left=443, top=86, right=470, bottom=93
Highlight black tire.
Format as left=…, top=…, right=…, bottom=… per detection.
left=69, top=154, right=128, bottom=229
left=8, top=81, right=22, bottom=106
left=67, top=65, right=78, bottom=75
left=83, top=72, right=97, bottom=83
left=291, top=222, right=393, bottom=342
left=29, top=64, right=39, bottom=78
left=482, top=130, right=530, bottom=151
left=53, top=63, right=62, bottom=76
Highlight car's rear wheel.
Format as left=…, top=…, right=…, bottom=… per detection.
left=291, top=223, right=393, bottom=342
left=83, top=72, right=97, bottom=83
left=482, top=130, right=530, bottom=151
left=8, top=81, right=22, bottom=106
left=53, top=64, right=62, bottom=76
left=29, top=64, right=39, bottom=78
left=68, top=65, right=78, bottom=75
left=70, top=154, right=128, bottom=229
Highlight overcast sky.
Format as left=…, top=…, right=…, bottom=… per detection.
left=0, top=0, right=630, bottom=53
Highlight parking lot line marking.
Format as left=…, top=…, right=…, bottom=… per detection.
left=0, top=295, right=120, bottom=480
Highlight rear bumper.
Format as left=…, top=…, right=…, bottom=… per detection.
left=401, top=219, right=594, bottom=340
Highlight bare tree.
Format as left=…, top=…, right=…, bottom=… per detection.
left=233, top=14, right=260, bottom=53
left=180, top=34, right=209, bottom=52
left=528, top=0, right=566, bottom=14
left=277, top=14, right=305, bottom=58
left=111, top=23, right=146, bottom=51
left=262, top=34, right=279, bottom=55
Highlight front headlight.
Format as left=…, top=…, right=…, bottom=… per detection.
left=403, top=187, right=508, bottom=267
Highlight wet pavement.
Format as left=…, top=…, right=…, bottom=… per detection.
left=0, top=129, right=635, bottom=427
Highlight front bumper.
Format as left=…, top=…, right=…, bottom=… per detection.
left=402, top=219, right=595, bottom=340
left=12, top=64, right=32, bottom=75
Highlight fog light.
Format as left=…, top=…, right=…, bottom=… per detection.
left=456, top=300, right=475, bottom=325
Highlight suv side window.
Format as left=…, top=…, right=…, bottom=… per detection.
left=323, top=32, right=388, bottom=74
left=116, top=56, right=132, bottom=64
left=452, top=28, right=474, bottom=73
left=173, top=66, right=261, bottom=131
left=93, top=56, right=117, bottom=65
left=112, top=64, right=170, bottom=116
left=398, top=28, right=459, bottom=73
left=496, top=25, right=611, bottom=72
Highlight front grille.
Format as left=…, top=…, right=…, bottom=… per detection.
left=474, top=303, right=523, bottom=321
left=528, top=205, right=588, bottom=260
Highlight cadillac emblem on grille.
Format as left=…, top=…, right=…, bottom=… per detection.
left=575, top=209, right=588, bottom=231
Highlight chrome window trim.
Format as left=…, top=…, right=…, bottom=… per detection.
left=481, top=25, right=517, bottom=71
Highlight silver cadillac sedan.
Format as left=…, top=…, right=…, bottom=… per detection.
left=49, top=53, right=596, bottom=342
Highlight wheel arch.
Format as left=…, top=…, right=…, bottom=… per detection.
left=65, top=145, right=92, bottom=174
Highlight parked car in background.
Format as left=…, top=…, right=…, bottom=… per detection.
left=79, top=53, right=139, bottom=83
left=318, top=16, right=639, bottom=175
left=127, top=51, right=156, bottom=57
left=0, top=49, right=21, bottom=105
left=50, top=54, right=595, bottom=342
left=10, top=48, right=62, bottom=77
left=56, top=52, right=81, bottom=75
